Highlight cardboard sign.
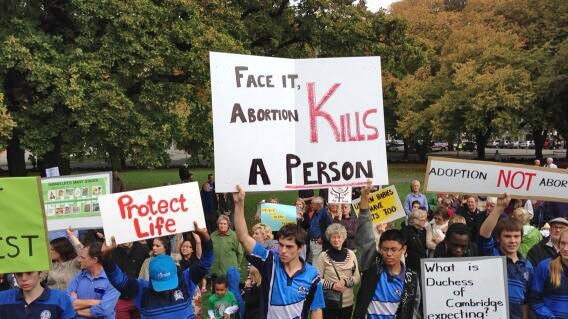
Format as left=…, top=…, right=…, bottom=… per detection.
left=260, top=203, right=297, bottom=231
left=328, top=187, right=352, bottom=204
left=352, top=185, right=405, bottom=224
left=421, top=257, right=509, bottom=319
left=98, top=182, right=205, bottom=245
left=42, top=172, right=112, bottom=231
left=425, top=157, right=568, bottom=202
left=0, top=177, right=51, bottom=272
left=210, top=52, right=388, bottom=192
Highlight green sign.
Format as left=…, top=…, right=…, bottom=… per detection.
left=0, top=177, right=51, bottom=272
left=41, top=172, right=111, bottom=230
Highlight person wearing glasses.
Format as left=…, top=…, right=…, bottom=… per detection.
left=353, top=181, right=421, bottom=319
left=0, top=271, right=75, bottom=319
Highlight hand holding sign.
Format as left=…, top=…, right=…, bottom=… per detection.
left=192, top=221, right=210, bottom=242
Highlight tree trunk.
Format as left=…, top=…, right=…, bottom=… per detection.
left=7, top=131, right=27, bottom=176
left=403, top=140, right=409, bottom=160
left=37, top=134, right=70, bottom=177
left=533, top=129, right=546, bottom=160
left=475, top=133, right=488, bottom=160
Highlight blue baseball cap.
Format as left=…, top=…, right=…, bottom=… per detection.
left=149, top=255, right=178, bottom=292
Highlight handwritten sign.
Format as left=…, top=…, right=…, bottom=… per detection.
left=328, top=187, right=352, bottom=204
left=210, top=52, right=388, bottom=192
left=42, top=172, right=112, bottom=231
left=352, top=185, right=405, bottom=224
left=425, top=157, right=568, bottom=202
left=260, top=203, right=297, bottom=231
left=421, top=257, right=509, bottom=319
left=98, top=182, right=205, bottom=245
left=0, top=177, right=51, bottom=272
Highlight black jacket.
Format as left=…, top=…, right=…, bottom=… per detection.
left=352, top=256, right=420, bottom=319
left=527, top=238, right=556, bottom=267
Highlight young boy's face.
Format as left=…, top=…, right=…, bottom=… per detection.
left=214, top=283, right=227, bottom=297
left=498, top=230, right=522, bottom=255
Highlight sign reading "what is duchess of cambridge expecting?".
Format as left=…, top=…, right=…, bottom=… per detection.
left=421, top=257, right=509, bottom=319
left=210, top=52, right=388, bottom=192
left=97, top=183, right=206, bottom=245
left=425, top=157, right=568, bottom=202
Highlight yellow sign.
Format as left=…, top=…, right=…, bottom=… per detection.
left=352, top=185, right=405, bottom=224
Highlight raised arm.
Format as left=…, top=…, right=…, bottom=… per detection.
left=479, top=193, right=511, bottom=239
left=66, top=227, right=84, bottom=254
left=355, top=180, right=378, bottom=272
left=193, top=232, right=202, bottom=259
left=189, top=222, right=213, bottom=284
left=100, top=237, right=142, bottom=299
left=233, top=185, right=256, bottom=254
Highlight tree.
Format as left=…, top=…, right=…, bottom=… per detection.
left=0, top=0, right=247, bottom=174
left=392, top=0, right=535, bottom=160
left=0, top=94, right=15, bottom=150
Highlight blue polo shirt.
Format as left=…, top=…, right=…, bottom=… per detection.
left=530, top=258, right=568, bottom=318
left=67, top=269, right=120, bottom=319
left=367, top=263, right=405, bottom=319
left=0, top=287, right=75, bottom=319
left=478, top=235, right=534, bottom=319
left=247, top=242, right=325, bottom=319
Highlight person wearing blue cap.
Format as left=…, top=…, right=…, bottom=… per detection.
left=100, top=222, right=213, bottom=319
left=0, top=271, right=75, bottom=319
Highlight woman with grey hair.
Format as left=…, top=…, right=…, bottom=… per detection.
left=314, top=223, right=360, bottom=319
left=402, top=208, right=428, bottom=277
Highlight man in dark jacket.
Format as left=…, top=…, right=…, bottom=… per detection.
left=527, top=217, right=568, bottom=266
left=353, top=181, right=420, bottom=319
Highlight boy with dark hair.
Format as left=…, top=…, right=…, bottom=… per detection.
left=479, top=193, right=534, bottom=319
left=233, top=185, right=325, bottom=319
left=206, top=276, right=238, bottom=319
left=0, top=271, right=75, bottom=319
left=353, top=181, right=421, bottom=319
left=433, top=223, right=478, bottom=258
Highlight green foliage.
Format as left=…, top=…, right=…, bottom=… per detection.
left=391, top=0, right=563, bottom=159
left=0, top=94, right=15, bottom=148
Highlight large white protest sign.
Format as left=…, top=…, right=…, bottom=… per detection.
left=210, top=52, right=388, bottom=192
left=421, top=257, right=509, bottom=319
left=425, top=157, right=568, bottom=202
left=98, top=182, right=205, bottom=245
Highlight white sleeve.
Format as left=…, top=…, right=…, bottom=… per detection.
left=224, top=305, right=239, bottom=315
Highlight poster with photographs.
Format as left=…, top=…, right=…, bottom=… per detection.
left=41, top=172, right=112, bottom=231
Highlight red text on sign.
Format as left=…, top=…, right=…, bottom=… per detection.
left=307, top=83, right=379, bottom=143
left=497, top=170, right=536, bottom=191
left=117, top=194, right=188, bottom=238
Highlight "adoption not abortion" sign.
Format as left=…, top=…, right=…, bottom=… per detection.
left=424, top=157, right=568, bottom=202
left=210, top=52, right=388, bottom=192
left=98, top=183, right=206, bottom=245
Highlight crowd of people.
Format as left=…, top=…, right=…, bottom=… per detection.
left=0, top=162, right=567, bottom=319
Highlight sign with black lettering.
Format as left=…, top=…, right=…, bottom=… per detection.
left=210, top=52, right=388, bottom=192
left=421, top=257, right=509, bottom=319
left=425, top=157, right=568, bottom=202
left=0, top=177, right=51, bottom=272
left=351, top=185, right=405, bottom=224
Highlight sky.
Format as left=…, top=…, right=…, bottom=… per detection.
left=365, top=0, right=399, bottom=12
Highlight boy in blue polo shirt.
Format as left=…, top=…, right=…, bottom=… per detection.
left=233, top=185, right=325, bottom=319
left=0, top=271, right=75, bottom=319
left=479, top=193, right=534, bottom=319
